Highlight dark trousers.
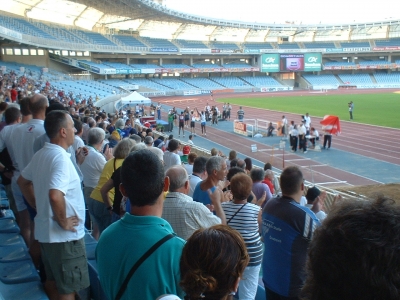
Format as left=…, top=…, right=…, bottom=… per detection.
left=299, top=135, right=307, bottom=151
left=349, top=111, right=353, bottom=119
left=291, top=136, right=298, bottom=151
left=323, top=135, right=332, bottom=148
left=265, top=287, right=299, bottom=300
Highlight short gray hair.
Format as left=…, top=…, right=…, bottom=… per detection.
left=88, top=127, right=105, bottom=146
left=144, top=136, right=153, bottom=145
left=130, top=134, right=141, bottom=143
left=131, top=143, right=146, bottom=152
left=265, top=169, right=274, bottom=178
left=166, top=165, right=188, bottom=192
left=206, top=156, right=225, bottom=175
left=113, top=138, right=136, bottom=159
left=250, top=168, right=265, bottom=182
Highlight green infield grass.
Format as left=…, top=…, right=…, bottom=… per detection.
left=217, top=92, right=400, bottom=128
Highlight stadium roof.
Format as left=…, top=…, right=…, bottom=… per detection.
left=2, top=0, right=400, bottom=31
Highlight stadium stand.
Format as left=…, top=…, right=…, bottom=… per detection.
left=99, top=79, right=131, bottom=89
left=340, top=41, right=371, bottom=48
left=302, top=74, right=341, bottom=88
left=223, top=63, right=252, bottom=68
left=210, top=42, right=240, bottom=50
left=130, top=64, right=161, bottom=69
left=324, top=61, right=357, bottom=67
left=277, top=43, right=300, bottom=49
left=112, top=35, right=147, bottom=48
left=175, top=40, right=209, bottom=49
left=0, top=14, right=55, bottom=40
left=303, top=42, right=336, bottom=49
left=338, top=73, right=374, bottom=85
left=358, top=60, right=392, bottom=66
left=373, top=72, right=400, bottom=84
left=240, top=76, right=283, bottom=87
left=243, top=42, right=274, bottom=49
left=75, top=31, right=116, bottom=46
left=102, top=62, right=136, bottom=70
left=139, top=37, right=178, bottom=49
left=161, top=64, right=192, bottom=69
left=192, top=64, right=219, bottom=69
left=149, top=78, right=197, bottom=90
left=124, top=78, right=172, bottom=91
left=210, top=76, right=249, bottom=88
left=375, top=38, right=400, bottom=46
left=180, top=77, right=225, bottom=89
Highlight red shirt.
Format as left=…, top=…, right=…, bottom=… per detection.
left=262, top=178, right=275, bottom=194
left=10, top=89, right=18, bottom=102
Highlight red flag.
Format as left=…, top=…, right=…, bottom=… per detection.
left=320, top=115, right=341, bottom=135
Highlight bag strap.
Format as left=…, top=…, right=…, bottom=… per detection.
left=227, top=203, right=247, bottom=224
left=115, top=233, right=175, bottom=300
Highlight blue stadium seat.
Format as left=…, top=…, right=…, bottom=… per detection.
left=0, top=219, right=20, bottom=234
left=0, top=245, right=30, bottom=263
left=0, top=200, right=9, bottom=210
left=0, top=233, right=25, bottom=247
left=0, top=209, right=15, bottom=220
left=0, top=280, right=48, bottom=300
left=0, top=260, right=40, bottom=284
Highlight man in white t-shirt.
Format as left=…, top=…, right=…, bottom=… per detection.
left=163, top=139, right=181, bottom=169
left=188, top=156, right=207, bottom=198
left=281, top=115, right=288, bottom=139
left=11, top=94, right=47, bottom=259
left=18, top=110, right=89, bottom=299
left=304, top=113, right=311, bottom=134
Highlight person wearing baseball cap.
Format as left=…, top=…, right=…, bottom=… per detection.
left=180, top=145, right=191, bottom=164
left=306, top=186, right=327, bottom=222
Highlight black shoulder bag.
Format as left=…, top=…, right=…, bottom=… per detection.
left=115, top=233, right=175, bottom=300
left=227, top=203, right=247, bottom=224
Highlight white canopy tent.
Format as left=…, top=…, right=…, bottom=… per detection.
left=95, top=91, right=151, bottom=114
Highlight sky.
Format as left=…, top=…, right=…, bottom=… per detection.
left=163, top=0, right=400, bottom=25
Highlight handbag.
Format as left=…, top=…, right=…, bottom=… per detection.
left=115, top=233, right=175, bottom=300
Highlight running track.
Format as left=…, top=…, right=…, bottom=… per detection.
left=153, top=89, right=400, bottom=188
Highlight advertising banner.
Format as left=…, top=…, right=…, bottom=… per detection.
left=342, top=47, right=371, bottom=52
left=234, top=121, right=247, bottom=136
left=244, top=49, right=260, bottom=54
left=260, top=54, right=280, bottom=72
left=373, top=46, right=400, bottom=51
left=180, top=48, right=211, bottom=53
left=150, top=48, right=178, bottom=53
left=115, top=69, right=140, bottom=74
left=140, top=68, right=156, bottom=74
left=101, top=68, right=116, bottom=75
left=304, top=53, right=322, bottom=71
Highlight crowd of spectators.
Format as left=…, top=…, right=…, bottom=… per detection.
left=0, top=69, right=399, bottom=300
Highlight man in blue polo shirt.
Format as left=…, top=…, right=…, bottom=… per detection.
left=96, top=149, right=185, bottom=300
left=261, top=166, right=320, bottom=300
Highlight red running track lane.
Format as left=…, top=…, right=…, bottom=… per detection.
left=152, top=89, right=400, bottom=187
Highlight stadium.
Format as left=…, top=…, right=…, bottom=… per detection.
left=0, top=0, right=400, bottom=299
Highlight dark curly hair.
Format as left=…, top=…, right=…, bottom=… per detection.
left=180, top=225, right=249, bottom=300
left=302, top=196, right=400, bottom=300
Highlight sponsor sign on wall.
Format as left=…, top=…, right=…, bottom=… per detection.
left=304, top=53, right=322, bottom=71
left=234, top=121, right=247, bottom=136
left=260, top=54, right=280, bottom=72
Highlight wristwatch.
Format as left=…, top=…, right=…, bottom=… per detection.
left=107, top=206, right=113, bottom=211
